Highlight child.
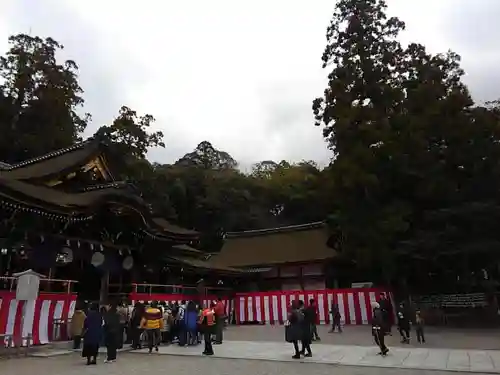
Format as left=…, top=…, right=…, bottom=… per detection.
left=415, top=310, right=425, bottom=343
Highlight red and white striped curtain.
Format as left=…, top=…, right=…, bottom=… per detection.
left=234, top=288, right=391, bottom=325
left=0, top=291, right=76, bottom=346
left=0, top=287, right=392, bottom=347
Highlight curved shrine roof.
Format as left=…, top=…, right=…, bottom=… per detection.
left=0, top=140, right=199, bottom=242
left=209, top=222, right=337, bottom=268
left=0, top=178, right=198, bottom=240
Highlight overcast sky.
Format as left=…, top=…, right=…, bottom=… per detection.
left=0, top=0, right=498, bottom=169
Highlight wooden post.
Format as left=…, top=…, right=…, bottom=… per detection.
left=299, top=265, right=304, bottom=291
left=100, top=270, right=109, bottom=305
left=47, top=268, right=53, bottom=292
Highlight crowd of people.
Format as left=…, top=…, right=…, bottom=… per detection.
left=69, top=293, right=425, bottom=364
left=370, top=294, right=426, bottom=357
left=285, top=294, right=426, bottom=359
left=70, top=298, right=227, bottom=365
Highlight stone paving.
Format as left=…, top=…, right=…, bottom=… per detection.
left=223, top=325, right=500, bottom=350
left=0, top=353, right=489, bottom=375
left=31, top=346, right=131, bottom=357
left=132, top=340, right=500, bottom=373
left=7, top=325, right=500, bottom=374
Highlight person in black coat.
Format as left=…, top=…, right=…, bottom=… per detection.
left=329, top=301, right=342, bottom=333
left=286, top=300, right=303, bottom=359
left=397, top=302, right=411, bottom=344
left=82, top=303, right=103, bottom=365
left=103, top=304, right=121, bottom=363
left=371, top=301, right=389, bottom=356
left=130, top=303, right=145, bottom=349
left=377, top=293, right=391, bottom=335
left=298, top=300, right=312, bottom=357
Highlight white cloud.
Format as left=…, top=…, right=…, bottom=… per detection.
left=0, top=0, right=499, bottom=166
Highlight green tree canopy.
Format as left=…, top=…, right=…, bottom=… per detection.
left=314, top=0, right=500, bottom=290
left=0, top=34, right=89, bottom=161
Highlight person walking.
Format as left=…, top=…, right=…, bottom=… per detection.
left=307, top=299, right=320, bottom=341
left=298, top=300, right=312, bottom=357
left=82, top=303, right=103, bottom=366
left=329, top=301, right=342, bottom=333
left=377, top=293, right=392, bottom=335
left=70, top=302, right=86, bottom=349
left=371, top=301, right=389, bottom=356
left=199, top=303, right=216, bottom=355
left=103, top=303, right=121, bottom=363
left=415, top=309, right=426, bottom=344
left=397, top=302, right=411, bottom=344
left=140, top=301, right=164, bottom=354
left=285, top=300, right=305, bottom=359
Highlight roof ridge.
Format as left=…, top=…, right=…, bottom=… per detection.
left=225, top=221, right=325, bottom=238
left=4, top=138, right=96, bottom=170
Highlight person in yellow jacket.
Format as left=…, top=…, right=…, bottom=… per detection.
left=199, top=303, right=216, bottom=355
left=70, top=305, right=86, bottom=349
left=140, top=301, right=164, bottom=354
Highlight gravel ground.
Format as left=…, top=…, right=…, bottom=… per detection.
left=223, top=325, right=500, bottom=350
left=0, top=353, right=491, bottom=375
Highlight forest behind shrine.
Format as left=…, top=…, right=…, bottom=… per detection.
left=1, top=0, right=500, bottom=292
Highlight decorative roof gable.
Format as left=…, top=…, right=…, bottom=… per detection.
left=0, top=138, right=114, bottom=183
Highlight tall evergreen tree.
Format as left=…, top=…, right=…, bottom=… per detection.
left=0, top=34, right=89, bottom=161
left=313, top=0, right=408, bottom=274
left=314, top=0, right=500, bottom=289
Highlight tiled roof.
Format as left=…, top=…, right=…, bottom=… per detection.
left=209, top=222, right=336, bottom=268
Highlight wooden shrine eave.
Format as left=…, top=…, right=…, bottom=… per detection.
left=172, top=244, right=202, bottom=254
left=0, top=176, right=199, bottom=241
left=152, top=218, right=198, bottom=237
left=166, top=255, right=246, bottom=275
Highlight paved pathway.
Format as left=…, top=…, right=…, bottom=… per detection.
left=223, top=325, right=500, bottom=350
left=2, top=353, right=477, bottom=375
left=130, top=340, right=500, bottom=373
